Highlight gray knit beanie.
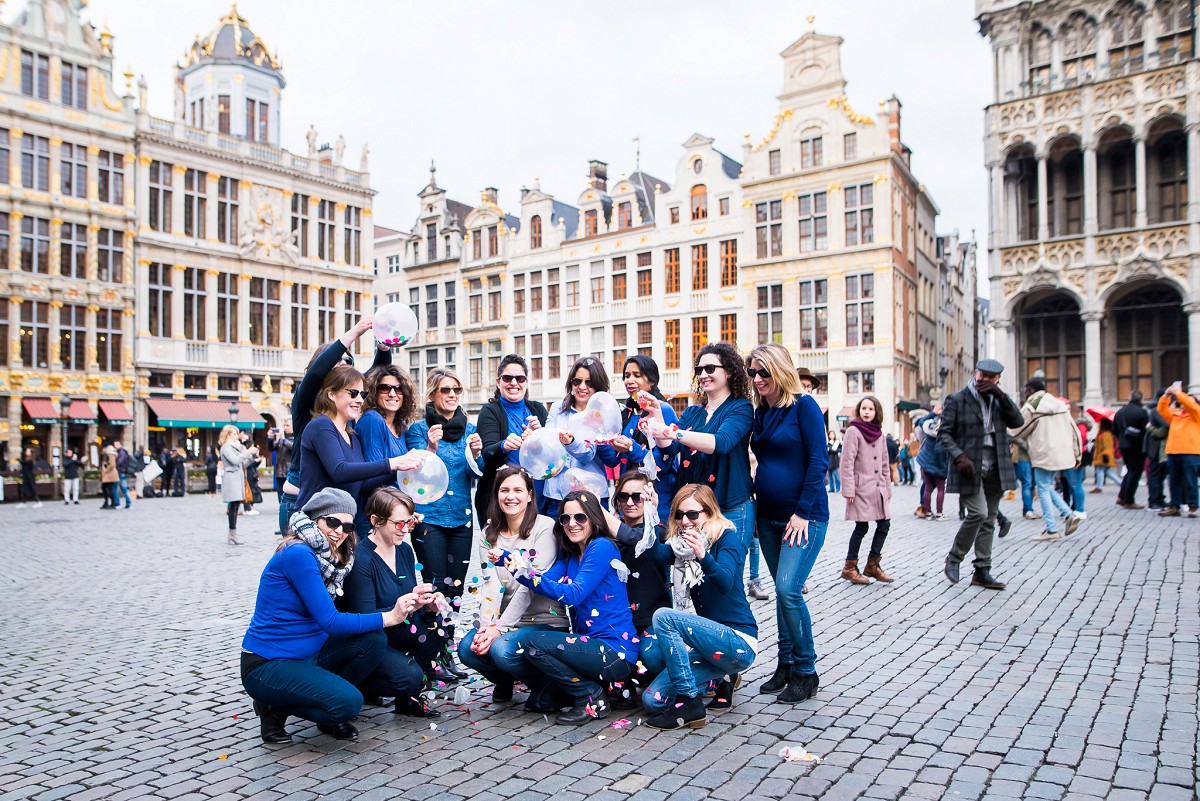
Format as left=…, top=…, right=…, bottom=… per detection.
left=302, top=487, right=357, bottom=519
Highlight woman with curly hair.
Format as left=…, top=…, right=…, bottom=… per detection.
left=543, top=357, right=617, bottom=517
left=355, top=363, right=423, bottom=536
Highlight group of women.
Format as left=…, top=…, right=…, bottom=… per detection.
left=239, top=315, right=836, bottom=743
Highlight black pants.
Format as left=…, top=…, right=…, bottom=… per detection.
left=100, top=482, right=114, bottom=507
left=412, top=523, right=472, bottom=636
left=227, top=501, right=242, bottom=530
left=1147, top=458, right=1167, bottom=507
left=847, top=519, right=890, bottom=561
left=360, top=624, right=446, bottom=703
left=19, top=474, right=38, bottom=502
left=206, top=469, right=217, bottom=494
left=1118, top=447, right=1144, bottom=504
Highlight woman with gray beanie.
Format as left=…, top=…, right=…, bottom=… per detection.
left=240, top=488, right=418, bottom=745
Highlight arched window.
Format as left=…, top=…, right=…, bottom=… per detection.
left=1004, top=145, right=1038, bottom=242
left=1047, top=136, right=1084, bottom=236
left=1156, top=0, right=1194, bottom=62
left=1060, top=12, right=1098, bottom=84
left=530, top=215, right=542, bottom=249
left=1028, top=25, right=1052, bottom=89
left=1098, top=127, right=1136, bottom=230
left=1111, top=283, right=1187, bottom=398
left=1107, top=1, right=1146, bottom=74
left=690, top=185, right=708, bottom=222
left=1020, top=293, right=1083, bottom=401
left=1148, top=117, right=1187, bottom=223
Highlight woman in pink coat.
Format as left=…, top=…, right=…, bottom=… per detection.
left=838, top=397, right=893, bottom=585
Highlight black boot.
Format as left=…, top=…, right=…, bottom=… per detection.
left=970, top=567, right=1006, bottom=590
left=777, top=673, right=813, bottom=703
left=436, top=648, right=468, bottom=682
left=316, top=721, right=358, bottom=740
left=556, top=696, right=608, bottom=725
left=394, top=696, right=441, bottom=718
left=759, top=663, right=792, bottom=695
left=708, top=679, right=734, bottom=711
left=253, top=701, right=291, bottom=744
left=524, top=683, right=566, bottom=713
left=491, top=678, right=514, bottom=703
left=646, top=694, right=707, bottom=730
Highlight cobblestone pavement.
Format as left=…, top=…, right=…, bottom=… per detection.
left=0, top=484, right=1197, bottom=801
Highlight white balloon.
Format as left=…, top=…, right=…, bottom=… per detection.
left=374, top=302, right=419, bottom=348
left=564, top=468, right=608, bottom=498
left=396, top=450, right=449, bottom=504
left=518, top=427, right=569, bottom=480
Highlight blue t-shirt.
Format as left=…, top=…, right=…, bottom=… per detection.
left=665, top=397, right=754, bottom=508
left=751, top=395, right=830, bottom=523
left=356, top=410, right=410, bottom=464
left=405, top=419, right=484, bottom=529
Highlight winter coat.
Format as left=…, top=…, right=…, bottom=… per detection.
left=1159, top=392, right=1200, bottom=455
left=1113, top=401, right=1150, bottom=452
left=220, top=440, right=257, bottom=503
left=100, top=446, right=119, bottom=483
left=915, top=413, right=948, bottom=477
left=839, top=426, right=891, bottom=522
left=1008, top=391, right=1081, bottom=472
left=1093, top=430, right=1116, bottom=467
left=937, top=383, right=1024, bottom=494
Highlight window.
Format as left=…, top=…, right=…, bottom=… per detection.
left=147, top=263, right=172, bottom=337
left=719, top=197, right=730, bottom=216
left=217, top=178, right=239, bottom=245
left=61, top=60, right=87, bottom=110
left=547, top=333, right=561, bottom=379
left=719, top=240, right=737, bottom=288
left=21, top=134, right=50, bottom=191
left=665, top=319, right=680, bottom=369
left=844, top=183, right=874, bottom=245
left=691, top=244, right=709, bottom=291
left=756, top=200, right=783, bottom=259
left=530, top=270, right=543, bottom=312
left=844, top=132, right=858, bottom=161
left=690, top=185, right=708, bottom=221
left=584, top=209, right=599, bottom=236
left=291, top=283, right=309, bottom=350
left=530, top=334, right=544, bottom=381
left=217, top=375, right=238, bottom=393
left=20, top=300, right=50, bottom=368
left=471, top=228, right=482, bottom=260
left=565, top=278, right=579, bottom=308
left=799, top=192, right=828, bottom=252
left=217, top=94, right=231, bottom=134
left=665, top=248, right=680, bottom=293
left=1107, top=4, right=1145, bottom=73
left=846, top=273, right=875, bottom=346
left=489, top=276, right=503, bottom=320
left=20, top=216, right=50, bottom=274
left=590, top=275, right=604, bottom=305
left=488, top=224, right=498, bottom=257
left=637, top=321, right=652, bottom=346
left=291, top=194, right=311, bottom=257
left=618, top=201, right=632, bottom=230
left=184, top=169, right=207, bottom=238
left=20, top=50, right=49, bottom=99
left=692, top=317, right=709, bottom=355
left=800, top=136, right=823, bottom=168
left=344, top=290, right=361, bottom=334
left=59, top=304, right=86, bottom=370
left=638, top=267, right=653, bottom=297
left=846, top=370, right=876, bottom=394
left=613, top=324, right=627, bottom=348
left=720, top=313, right=737, bottom=342
left=59, top=222, right=87, bottom=279
left=426, top=284, right=439, bottom=330
left=149, top=161, right=173, bottom=233
left=183, top=268, right=206, bottom=341
left=97, top=228, right=123, bottom=283
left=768, top=149, right=781, bottom=176
left=757, top=285, right=783, bottom=344
left=469, top=278, right=483, bottom=324
left=95, top=150, right=124, bottom=205
left=59, top=142, right=87, bottom=198
left=611, top=258, right=627, bottom=301
left=96, top=309, right=122, bottom=373
left=313, top=200, right=335, bottom=260
left=1029, top=24, right=1052, bottom=87
left=530, top=215, right=542, bottom=248
left=1156, top=1, right=1193, bottom=62
left=0, top=301, right=6, bottom=365
left=798, top=279, right=828, bottom=349
left=344, top=206, right=362, bottom=264
left=190, top=98, right=205, bottom=129
left=246, top=99, right=269, bottom=143
left=248, top=278, right=281, bottom=347
left=547, top=267, right=560, bottom=310
left=669, top=207, right=680, bottom=224
left=0, top=129, right=8, bottom=184
left=591, top=326, right=605, bottom=352
left=315, top=287, right=337, bottom=344
left=612, top=347, right=627, bottom=375
left=385, top=255, right=400, bottom=274
left=215, top=273, right=240, bottom=344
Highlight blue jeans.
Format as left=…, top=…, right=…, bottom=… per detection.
left=1167, top=453, right=1200, bottom=509
left=827, top=467, right=841, bottom=493
left=723, top=498, right=757, bottom=581
left=1033, top=467, right=1073, bottom=533
left=458, top=624, right=560, bottom=687
left=1094, top=466, right=1116, bottom=487
left=1013, top=460, right=1034, bottom=514
left=642, top=607, right=756, bottom=707
left=522, top=630, right=633, bottom=703
left=757, top=516, right=826, bottom=674
left=115, top=475, right=131, bottom=506
left=241, top=631, right=386, bottom=725
left=637, top=626, right=667, bottom=678
left=1062, top=466, right=1085, bottom=513
left=279, top=492, right=296, bottom=537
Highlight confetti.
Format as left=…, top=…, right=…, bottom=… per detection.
left=217, top=754, right=228, bottom=759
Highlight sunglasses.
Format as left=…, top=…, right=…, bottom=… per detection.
left=321, top=516, right=356, bottom=535
left=438, top=386, right=465, bottom=395
left=673, top=509, right=704, bottom=521
left=693, top=364, right=721, bottom=376
left=615, top=492, right=644, bottom=504
left=571, top=378, right=594, bottom=388
left=389, top=517, right=419, bottom=532
left=557, top=512, right=589, bottom=527
left=377, top=383, right=403, bottom=396
left=746, top=368, right=771, bottom=379
left=500, top=374, right=528, bottom=384
left=342, top=388, right=367, bottom=400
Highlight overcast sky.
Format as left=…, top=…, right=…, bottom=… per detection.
left=22, top=0, right=994, bottom=259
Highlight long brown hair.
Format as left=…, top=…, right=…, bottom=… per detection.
left=484, top=465, right=539, bottom=546
left=364, top=364, right=418, bottom=434
left=552, top=490, right=614, bottom=558
left=312, top=364, right=365, bottom=420
left=560, top=357, right=610, bottom=413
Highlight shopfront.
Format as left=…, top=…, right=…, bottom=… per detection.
left=144, top=399, right=266, bottom=458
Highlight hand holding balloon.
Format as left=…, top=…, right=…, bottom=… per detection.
left=396, top=450, right=450, bottom=503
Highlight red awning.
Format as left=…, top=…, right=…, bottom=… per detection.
left=837, top=405, right=855, bottom=420
left=145, top=398, right=266, bottom=429
left=98, top=400, right=134, bottom=423
left=68, top=400, right=97, bottom=422
left=22, top=398, right=59, bottom=424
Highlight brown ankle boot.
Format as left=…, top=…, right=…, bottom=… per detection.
left=862, top=554, right=894, bottom=583
left=840, top=559, right=871, bottom=584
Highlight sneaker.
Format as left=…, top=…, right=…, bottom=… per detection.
left=16, top=502, right=26, bottom=508
left=1064, top=513, right=1083, bottom=536
left=1089, top=488, right=1102, bottom=494
left=1032, top=530, right=1062, bottom=542
left=1023, top=511, right=1040, bottom=520
left=32, top=501, right=42, bottom=508
left=245, top=509, right=261, bottom=516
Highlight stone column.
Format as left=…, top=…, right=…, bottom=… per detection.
left=8, top=298, right=21, bottom=366
left=237, top=273, right=250, bottom=346
left=1082, top=310, right=1104, bottom=406
left=991, top=318, right=1017, bottom=394
left=989, top=162, right=1005, bottom=249
left=206, top=173, right=220, bottom=242
left=48, top=300, right=63, bottom=368
left=1187, top=302, right=1200, bottom=395
left=1188, top=125, right=1200, bottom=252
left=87, top=145, right=100, bottom=202
left=308, top=197, right=321, bottom=259
left=1083, top=145, right=1098, bottom=234
left=86, top=304, right=99, bottom=370
left=136, top=260, right=151, bottom=337
left=334, top=203, right=346, bottom=265
left=1135, top=135, right=1148, bottom=229
left=48, top=136, right=62, bottom=196
left=9, top=129, right=22, bottom=189
left=171, top=164, right=186, bottom=236
left=280, top=280, right=293, bottom=349
left=1037, top=153, right=1049, bottom=241
left=307, top=284, right=319, bottom=348
left=48, top=216, right=62, bottom=276
left=7, top=211, right=20, bottom=271
left=204, top=270, right=219, bottom=342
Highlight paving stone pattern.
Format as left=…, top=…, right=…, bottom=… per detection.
left=0, top=486, right=1196, bottom=800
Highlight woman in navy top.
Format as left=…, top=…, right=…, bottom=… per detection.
left=506, top=490, right=636, bottom=725
left=747, top=343, right=829, bottom=704
left=295, top=365, right=417, bottom=524
left=355, top=364, right=422, bottom=537
left=644, top=342, right=758, bottom=589
left=474, top=355, right=548, bottom=522
left=602, top=355, right=679, bottom=520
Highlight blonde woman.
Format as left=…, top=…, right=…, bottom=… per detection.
left=220, top=424, right=260, bottom=545
left=638, top=484, right=758, bottom=730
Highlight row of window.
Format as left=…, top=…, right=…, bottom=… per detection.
left=0, top=301, right=122, bottom=372
left=755, top=183, right=874, bottom=259
left=408, top=281, right=459, bottom=330
left=0, top=213, right=125, bottom=281
left=186, top=95, right=272, bottom=143
left=767, top=133, right=858, bottom=176
left=20, top=50, right=88, bottom=110
left=0, top=128, right=125, bottom=202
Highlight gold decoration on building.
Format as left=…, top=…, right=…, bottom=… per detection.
left=751, top=109, right=793, bottom=152
left=93, top=70, right=124, bottom=112
left=262, top=375, right=273, bottom=394
left=100, top=26, right=113, bottom=56
left=826, top=95, right=876, bottom=126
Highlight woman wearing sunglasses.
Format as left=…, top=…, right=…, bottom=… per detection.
left=602, top=356, right=680, bottom=520
left=357, top=365, right=420, bottom=532
left=341, top=487, right=448, bottom=717
left=636, top=484, right=758, bottom=730
left=405, top=367, right=484, bottom=680
left=510, top=490, right=636, bottom=724
left=462, top=465, right=566, bottom=702
left=746, top=344, right=829, bottom=703
left=475, top=355, right=549, bottom=523
left=295, top=365, right=422, bottom=524
left=544, top=357, right=617, bottom=517
left=242, top=488, right=414, bottom=745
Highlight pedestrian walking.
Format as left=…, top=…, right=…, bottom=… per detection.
left=1092, top=418, right=1117, bottom=491
left=1145, top=392, right=1169, bottom=510
left=205, top=447, right=219, bottom=495
left=100, top=440, right=119, bottom=510
left=886, top=434, right=900, bottom=485
left=61, top=448, right=82, bottom=505
left=113, top=442, right=132, bottom=508
left=221, top=425, right=260, bottom=544
left=1157, top=382, right=1200, bottom=517
left=270, top=419, right=294, bottom=532
left=916, top=408, right=948, bottom=519
left=1114, top=390, right=1150, bottom=509
left=18, top=448, right=41, bottom=508
left=1009, top=380, right=1084, bottom=542
left=172, top=448, right=188, bottom=497
left=838, top=396, right=893, bottom=584
left=938, top=359, right=1024, bottom=591
left=827, top=431, right=842, bottom=493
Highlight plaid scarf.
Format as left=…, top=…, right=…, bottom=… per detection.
left=289, top=511, right=354, bottom=598
left=670, top=536, right=704, bottom=613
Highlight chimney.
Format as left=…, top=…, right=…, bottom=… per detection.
left=588, top=160, right=608, bottom=192
left=884, top=96, right=902, bottom=156
left=481, top=187, right=498, bottom=205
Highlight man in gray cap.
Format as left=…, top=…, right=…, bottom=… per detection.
left=937, top=358, right=1024, bottom=590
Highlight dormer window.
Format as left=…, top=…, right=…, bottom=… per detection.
left=472, top=227, right=482, bottom=260
left=617, top=202, right=632, bottom=230
left=584, top=209, right=599, bottom=236
left=801, top=136, right=823, bottom=169
left=426, top=222, right=437, bottom=262
left=690, top=185, right=708, bottom=221
left=669, top=207, right=680, bottom=224
left=530, top=215, right=542, bottom=249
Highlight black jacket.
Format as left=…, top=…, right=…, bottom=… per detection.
left=473, top=397, right=549, bottom=524
left=614, top=521, right=671, bottom=632
left=1113, top=402, right=1149, bottom=451
left=937, top=383, right=1024, bottom=494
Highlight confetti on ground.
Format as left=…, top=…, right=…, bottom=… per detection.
left=217, top=754, right=228, bottom=760
left=779, top=745, right=822, bottom=763
left=611, top=719, right=632, bottom=729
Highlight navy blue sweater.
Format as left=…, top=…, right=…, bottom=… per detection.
left=295, top=415, right=394, bottom=520
left=751, top=395, right=830, bottom=523
left=647, top=528, right=757, bottom=639
left=663, top=398, right=754, bottom=509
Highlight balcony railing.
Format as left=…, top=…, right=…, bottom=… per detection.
left=252, top=348, right=282, bottom=369
left=185, top=343, right=208, bottom=364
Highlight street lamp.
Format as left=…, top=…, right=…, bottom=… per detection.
left=58, top=395, right=71, bottom=501
left=228, top=402, right=240, bottom=425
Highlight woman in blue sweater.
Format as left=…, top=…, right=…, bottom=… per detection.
left=241, top=488, right=413, bottom=744
left=295, top=365, right=419, bottom=525
left=747, top=344, right=829, bottom=704
left=602, top=355, right=680, bottom=520
left=639, top=483, right=758, bottom=730
left=355, top=364, right=421, bottom=536
left=508, top=489, right=637, bottom=724
left=544, top=357, right=617, bottom=517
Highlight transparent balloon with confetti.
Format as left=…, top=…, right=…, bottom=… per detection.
left=397, top=450, right=449, bottom=504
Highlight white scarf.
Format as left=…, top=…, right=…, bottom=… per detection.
left=670, top=536, right=705, bottom=613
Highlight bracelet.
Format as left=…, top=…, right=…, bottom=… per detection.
left=674, top=429, right=685, bottom=441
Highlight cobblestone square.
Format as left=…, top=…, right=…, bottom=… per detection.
left=1, top=486, right=1196, bottom=800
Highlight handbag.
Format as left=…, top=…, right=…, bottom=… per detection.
left=141, top=460, right=163, bottom=484
left=243, top=477, right=254, bottom=505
